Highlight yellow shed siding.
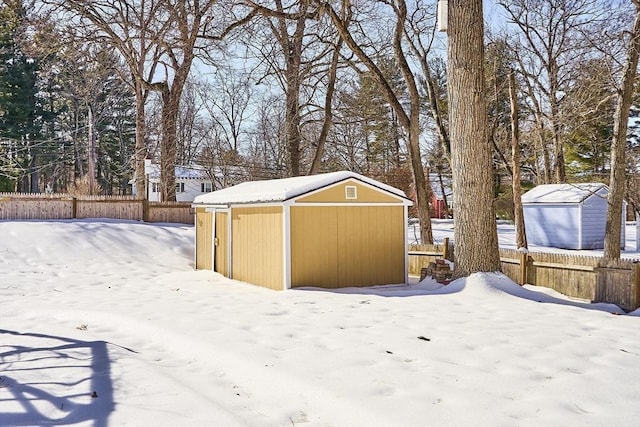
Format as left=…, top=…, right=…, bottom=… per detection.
left=295, top=179, right=403, bottom=204
left=232, top=206, right=284, bottom=290
left=214, top=211, right=229, bottom=276
left=290, top=205, right=405, bottom=288
left=195, top=209, right=213, bottom=270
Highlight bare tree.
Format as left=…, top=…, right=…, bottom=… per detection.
left=175, top=78, right=209, bottom=166
left=499, top=0, right=604, bottom=184
left=243, top=0, right=346, bottom=177
left=53, top=0, right=255, bottom=201
left=403, top=1, right=451, bottom=160
left=153, top=0, right=221, bottom=201
left=197, top=71, right=254, bottom=187
left=52, top=0, right=170, bottom=199
left=447, top=0, right=501, bottom=276
left=604, top=0, right=640, bottom=260
left=317, top=0, right=434, bottom=244
left=509, top=68, right=528, bottom=249
left=246, top=93, right=288, bottom=179
left=309, top=32, right=343, bottom=175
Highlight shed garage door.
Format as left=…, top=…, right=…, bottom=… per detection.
left=290, top=205, right=405, bottom=288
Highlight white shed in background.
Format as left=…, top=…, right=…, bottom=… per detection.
left=522, top=183, right=626, bottom=250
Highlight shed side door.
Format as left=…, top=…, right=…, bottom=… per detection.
left=214, top=211, right=229, bottom=277
left=195, top=208, right=213, bottom=270
left=232, top=206, right=284, bottom=290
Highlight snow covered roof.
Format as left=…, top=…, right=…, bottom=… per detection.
left=145, top=164, right=209, bottom=180
left=193, top=171, right=409, bottom=205
left=521, top=183, right=608, bottom=204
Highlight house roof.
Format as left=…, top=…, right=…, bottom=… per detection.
left=521, top=183, right=608, bottom=204
left=146, top=164, right=208, bottom=180
left=193, top=171, right=409, bottom=205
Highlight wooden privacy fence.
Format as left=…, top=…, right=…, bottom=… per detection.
left=0, top=193, right=194, bottom=224
left=409, top=243, right=640, bottom=311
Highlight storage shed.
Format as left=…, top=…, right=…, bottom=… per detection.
left=192, top=171, right=413, bottom=290
left=522, top=183, right=626, bottom=250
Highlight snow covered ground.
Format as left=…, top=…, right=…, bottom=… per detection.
left=1, top=219, right=639, bottom=426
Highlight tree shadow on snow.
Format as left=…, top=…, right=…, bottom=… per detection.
left=295, top=272, right=629, bottom=315
left=0, top=329, right=118, bottom=427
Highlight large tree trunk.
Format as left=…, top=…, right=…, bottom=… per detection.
left=134, top=80, right=147, bottom=200
left=604, top=3, right=640, bottom=261
left=395, top=0, right=433, bottom=244
left=509, top=68, right=527, bottom=249
left=278, top=0, right=307, bottom=177
left=285, top=72, right=302, bottom=177
left=160, top=84, right=179, bottom=202
left=447, top=0, right=500, bottom=276
left=409, top=122, right=434, bottom=244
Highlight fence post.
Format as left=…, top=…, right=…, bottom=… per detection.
left=518, top=250, right=528, bottom=285
left=142, top=199, right=149, bottom=222
left=634, top=262, right=640, bottom=310
left=72, top=197, right=77, bottom=219
left=443, top=237, right=449, bottom=260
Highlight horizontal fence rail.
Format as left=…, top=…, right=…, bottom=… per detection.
left=409, top=243, right=640, bottom=311
left=0, top=193, right=194, bottom=224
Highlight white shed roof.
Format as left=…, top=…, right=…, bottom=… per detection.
left=521, top=183, right=608, bottom=204
left=193, top=171, right=409, bottom=205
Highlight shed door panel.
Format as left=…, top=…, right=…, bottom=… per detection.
left=214, top=212, right=229, bottom=276
left=524, top=205, right=579, bottom=249
left=195, top=210, right=213, bottom=270
left=290, top=206, right=404, bottom=288
left=232, top=206, right=284, bottom=290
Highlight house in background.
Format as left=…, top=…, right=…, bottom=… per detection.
left=405, top=174, right=453, bottom=219
left=192, top=171, right=413, bottom=290
left=522, top=183, right=626, bottom=250
left=429, top=174, right=452, bottom=219
left=131, top=159, right=215, bottom=202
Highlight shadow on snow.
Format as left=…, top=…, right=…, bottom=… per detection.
left=0, top=329, right=121, bottom=427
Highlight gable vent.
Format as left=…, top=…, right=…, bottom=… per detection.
left=345, top=185, right=357, bottom=199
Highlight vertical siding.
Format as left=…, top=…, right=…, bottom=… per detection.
left=581, top=195, right=626, bottom=249
left=290, top=206, right=339, bottom=287
left=195, top=209, right=213, bottom=270
left=581, top=195, right=608, bottom=249
left=524, top=205, right=580, bottom=249
left=295, top=180, right=403, bottom=203
left=290, top=206, right=405, bottom=288
left=232, top=206, right=284, bottom=290
left=214, top=212, right=229, bottom=276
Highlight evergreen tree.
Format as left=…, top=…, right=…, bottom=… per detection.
left=0, top=0, right=41, bottom=192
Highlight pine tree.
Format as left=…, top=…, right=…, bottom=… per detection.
left=0, top=0, right=41, bottom=192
